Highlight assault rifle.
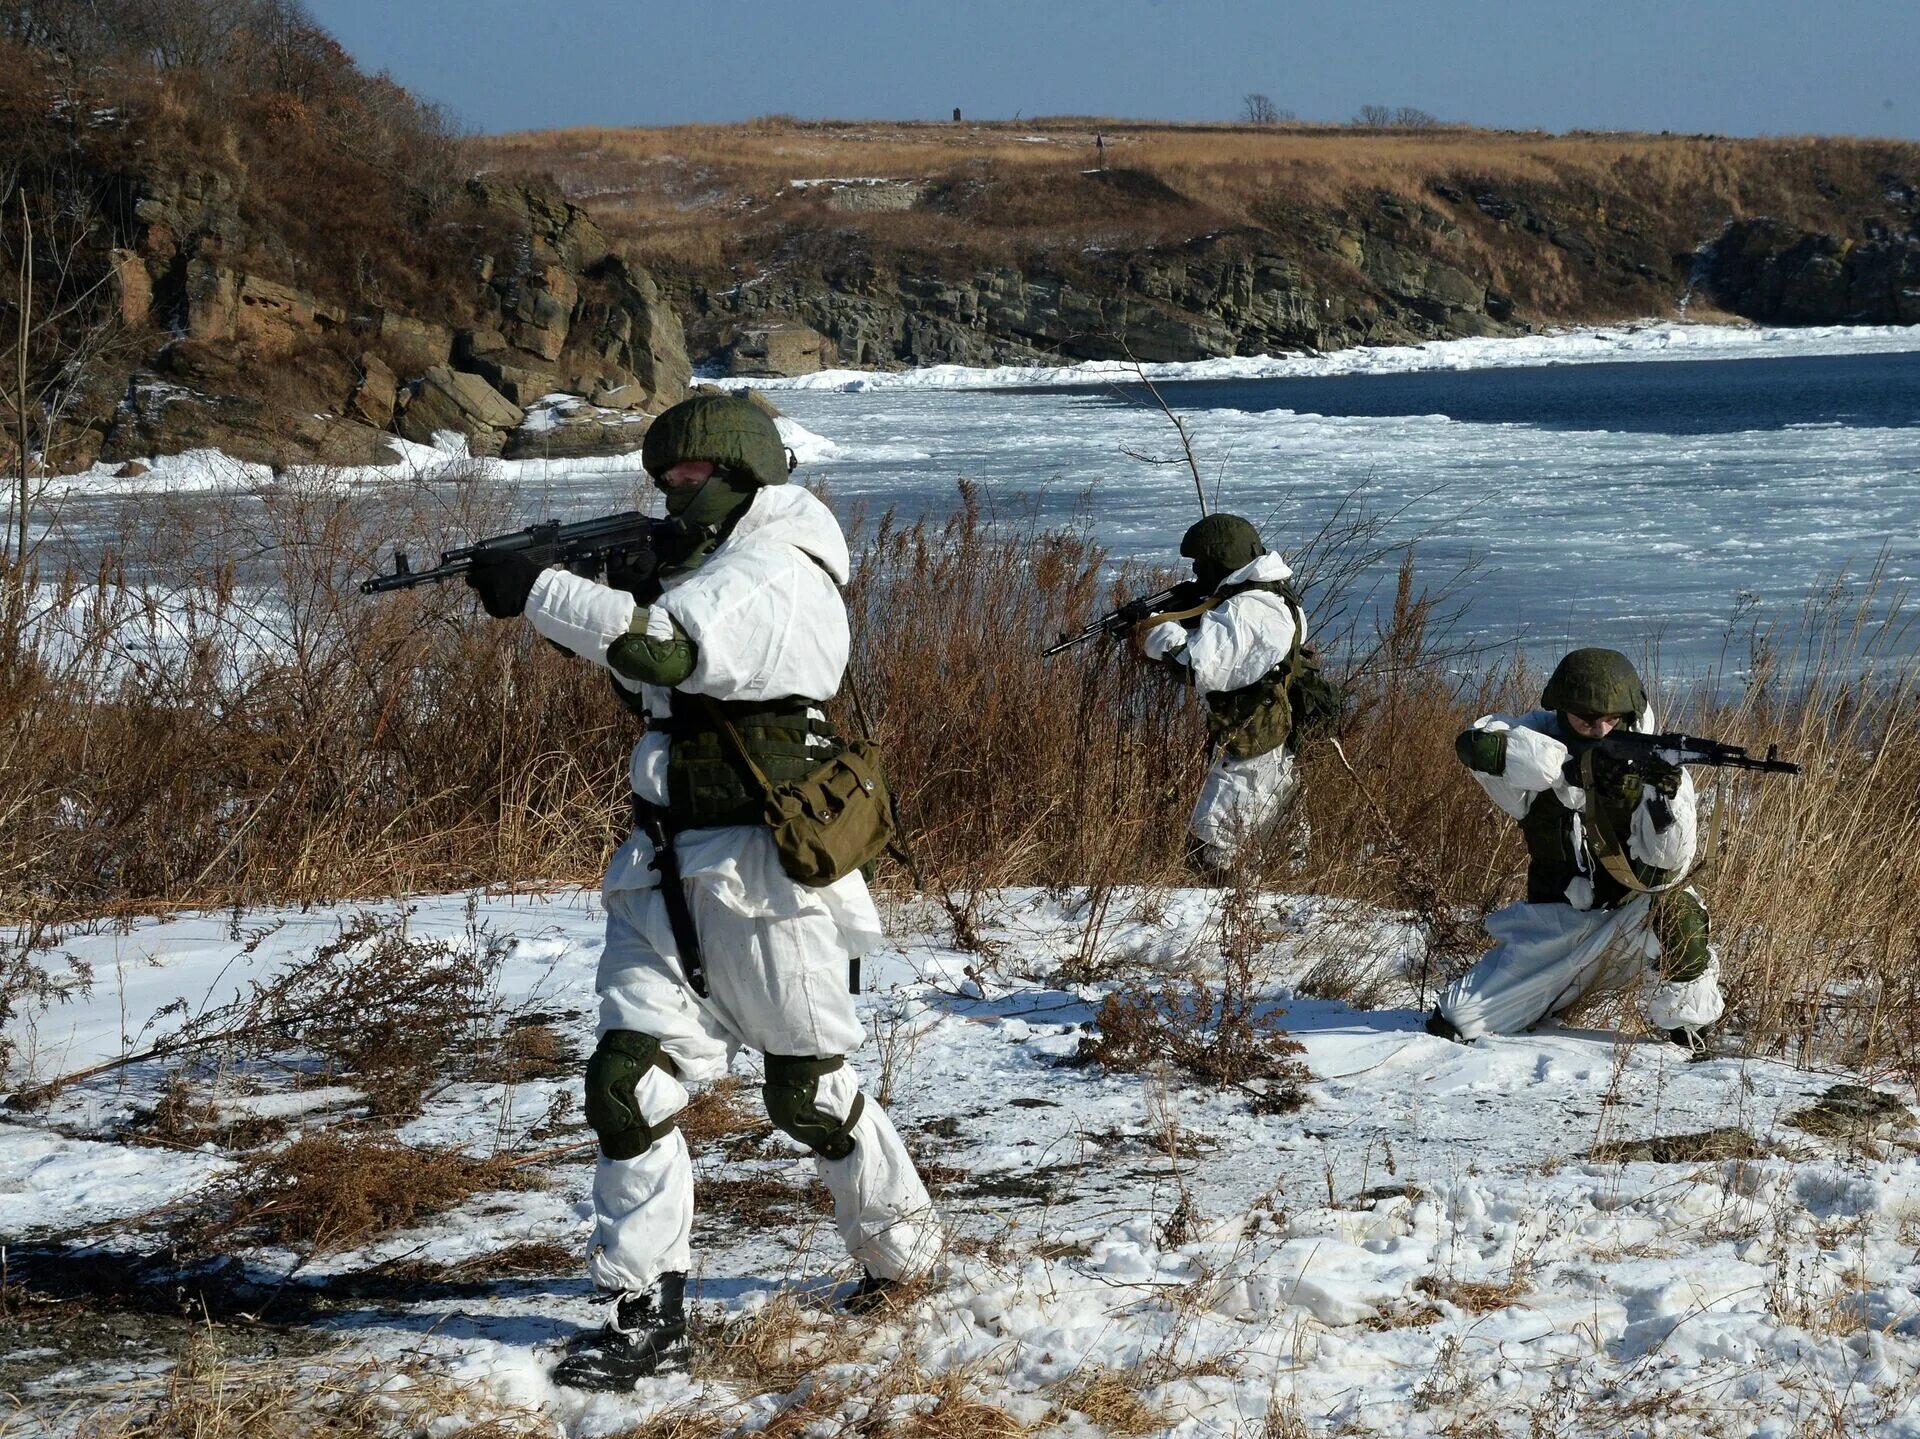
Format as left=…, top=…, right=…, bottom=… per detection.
left=1042, top=581, right=1205, bottom=657
left=360, top=511, right=681, bottom=595
left=1589, top=730, right=1801, bottom=776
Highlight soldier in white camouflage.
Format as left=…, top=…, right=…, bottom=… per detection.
left=1429, top=647, right=1723, bottom=1051
left=465, top=394, right=940, bottom=1391
left=1134, top=514, right=1313, bottom=870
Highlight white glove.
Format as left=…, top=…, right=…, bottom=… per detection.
left=1503, top=726, right=1572, bottom=794
left=1140, top=621, right=1188, bottom=662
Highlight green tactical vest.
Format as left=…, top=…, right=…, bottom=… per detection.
left=1518, top=726, right=1672, bottom=906
left=660, top=697, right=838, bottom=829
left=1201, top=581, right=1307, bottom=761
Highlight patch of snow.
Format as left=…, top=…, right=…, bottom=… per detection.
left=5, top=885, right=1918, bottom=1434
left=719, top=322, right=1920, bottom=393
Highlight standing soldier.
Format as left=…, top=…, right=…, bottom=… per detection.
left=1428, top=647, right=1724, bottom=1050
left=1133, top=514, right=1311, bottom=870
left=464, top=394, right=940, bottom=1391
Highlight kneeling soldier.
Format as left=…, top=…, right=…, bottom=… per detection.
left=1429, top=647, right=1723, bottom=1050
left=465, top=394, right=940, bottom=1390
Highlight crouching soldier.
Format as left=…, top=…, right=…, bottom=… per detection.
left=464, top=394, right=941, bottom=1390
left=1134, top=514, right=1312, bottom=871
left=1428, top=647, right=1724, bottom=1051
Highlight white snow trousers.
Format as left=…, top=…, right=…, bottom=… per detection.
left=586, top=872, right=940, bottom=1296
left=1436, top=892, right=1726, bottom=1042
left=1190, top=745, right=1300, bottom=868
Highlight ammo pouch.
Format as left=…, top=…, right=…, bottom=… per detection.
left=1206, top=670, right=1293, bottom=760
left=701, top=697, right=896, bottom=887
left=1200, top=583, right=1345, bottom=760
left=663, top=700, right=834, bottom=829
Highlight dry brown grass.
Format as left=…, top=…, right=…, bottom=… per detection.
left=3, top=475, right=1918, bottom=1075
left=72, top=1336, right=547, bottom=1439
left=1413, top=1273, right=1531, bottom=1315
left=694, top=1291, right=868, bottom=1393
left=218, top=1132, right=532, bottom=1254
left=1046, top=1367, right=1166, bottom=1436
left=679, top=1075, right=770, bottom=1155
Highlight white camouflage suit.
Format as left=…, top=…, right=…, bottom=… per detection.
left=1139, top=552, right=1304, bottom=868
left=1435, top=706, right=1727, bottom=1041
left=524, top=485, right=940, bottom=1295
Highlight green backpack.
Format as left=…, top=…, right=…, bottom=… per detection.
left=1282, top=594, right=1347, bottom=742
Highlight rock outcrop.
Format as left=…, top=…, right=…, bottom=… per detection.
left=727, top=322, right=835, bottom=377
left=1697, top=217, right=1920, bottom=325
left=52, top=168, right=692, bottom=472
left=501, top=399, right=652, bottom=461
left=395, top=366, right=526, bottom=457
left=669, top=160, right=1920, bottom=371
left=102, top=376, right=400, bottom=468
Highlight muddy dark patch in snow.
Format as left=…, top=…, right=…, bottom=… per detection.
left=1785, top=1083, right=1914, bottom=1139
left=693, top=1173, right=832, bottom=1232
left=0, top=1249, right=333, bottom=1390
left=1589, top=1127, right=1770, bottom=1163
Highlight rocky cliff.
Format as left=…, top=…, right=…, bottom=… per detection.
left=85, top=172, right=691, bottom=472
left=3, top=35, right=692, bottom=477
left=667, top=168, right=1920, bottom=374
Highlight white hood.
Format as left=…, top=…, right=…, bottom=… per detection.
left=1218, top=552, right=1294, bottom=589
left=657, top=484, right=853, bottom=704
left=719, top=485, right=852, bottom=585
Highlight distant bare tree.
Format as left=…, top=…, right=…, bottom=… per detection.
left=1242, top=93, right=1292, bottom=126
left=1354, top=104, right=1393, bottom=128
left=1392, top=106, right=1439, bottom=129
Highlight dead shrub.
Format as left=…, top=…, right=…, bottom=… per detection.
left=679, top=1075, right=770, bottom=1155
left=366, top=1241, right=576, bottom=1284
left=17, top=911, right=507, bottom=1119
left=1047, top=1368, right=1165, bottom=1437
left=220, top=1132, right=531, bottom=1254
left=476, top=1021, right=573, bottom=1084
left=1081, top=981, right=1303, bottom=1089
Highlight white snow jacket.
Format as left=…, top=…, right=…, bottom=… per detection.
left=1139, top=552, right=1302, bottom=692
left=1461, top=706, right=1699, bottom=909
left=522, top=486, right=879, bottom=940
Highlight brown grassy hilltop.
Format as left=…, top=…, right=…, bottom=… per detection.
left=478, top=118, right=1920, bottom=367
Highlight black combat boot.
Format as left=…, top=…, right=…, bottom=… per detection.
left=553, top=1273, right=688, bottom=1391
left=843, top=1269, right=902, bottom=1314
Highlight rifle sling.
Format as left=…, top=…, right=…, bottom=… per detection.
left=634, top=798, right=709, bottom=998
left=1576, top=749, right=1717, bottom=897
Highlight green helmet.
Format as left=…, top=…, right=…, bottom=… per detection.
left=641, top=393, right=790, bottom=489
left=1180, top=513, right=1266, bottom=588
left=1541, top=648, right=1647, bottom=720
left=641, top=394, right=793, bottom=556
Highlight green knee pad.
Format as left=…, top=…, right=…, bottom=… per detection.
left=584, top=1029, right=679, bottom=1160
left=1650, top=890, right=1711, bottom=983
left=763, top=1053, right=866, bottom=1161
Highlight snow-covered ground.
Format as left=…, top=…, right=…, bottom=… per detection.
left=5, top=887, right=1917, bottom=1437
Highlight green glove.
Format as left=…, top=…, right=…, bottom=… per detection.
left=1455, top=728, right=1508, bottom=775
left=1639, top=756, right=1683, bottom=799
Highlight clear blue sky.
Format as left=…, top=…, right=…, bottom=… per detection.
left=304, top=0, right=1919, bottom=140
